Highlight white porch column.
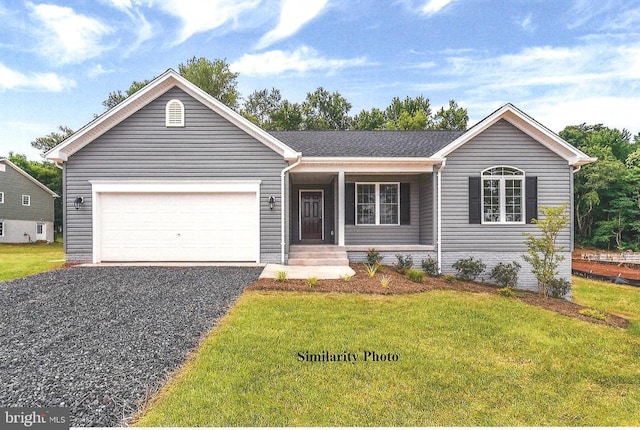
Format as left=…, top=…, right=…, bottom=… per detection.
left=337, top=170, right=345, bottom=246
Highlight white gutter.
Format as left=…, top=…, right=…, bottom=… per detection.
left=436, top=159, right=446, bottom=274
left=280, top=154, right=302, bottom=264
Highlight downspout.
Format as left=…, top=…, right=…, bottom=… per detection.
left=281, top=155, right=302, bottom=264
left=437, top=159, right=446, bottom=274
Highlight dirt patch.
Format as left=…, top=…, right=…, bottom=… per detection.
left=246, top=264, right=629, bottom=329
left=572, top=258, right=640, bottom=281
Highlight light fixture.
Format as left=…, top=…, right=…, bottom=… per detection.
left=269, top=196, right=276, bottom=210
left=74, top=196, right=84, bottom=210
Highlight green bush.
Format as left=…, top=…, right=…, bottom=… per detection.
left=406, top=268, right=425, bottom=283
left=444, top=274, right=456, bottom=283
left=394, top=254, right=413, bottom=274
left=275, top=270, right=287, bottom=282
left=341, top=274, right=352, bottom=282
left=452, top=257, right=486, bottom=281
left=380, top=274, right=391, bottom=288
left=547, top=277, right=571, bottom=298
left=421, top=256, right=439, bottom=276
left=306, top=276, right=318, bottom=288
left=367, top=248, right=382, bottom=266
left=498, top=287, right=515, bottom=298
left=490, top=261, right=521, bottom=288
left=364, top=263, right=379, bottom=278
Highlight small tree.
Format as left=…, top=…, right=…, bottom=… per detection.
left=522, top=204, right=570, bottom=297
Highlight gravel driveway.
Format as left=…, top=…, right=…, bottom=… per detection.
left=0, top=266, right=261, bottom=427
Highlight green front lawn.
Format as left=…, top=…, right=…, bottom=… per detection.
left=135, top=290, right=640, bottom=427
left=0, top=241, right=65, bottom=282
left=573, top=276, right=640, bottom=334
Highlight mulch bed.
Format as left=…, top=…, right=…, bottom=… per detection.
left=572, top=258, right=640, bottom=281
left=246, top=264, right=629, bottom=329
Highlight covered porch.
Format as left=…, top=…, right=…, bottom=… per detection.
left=287, top=158, right=441, bottom=265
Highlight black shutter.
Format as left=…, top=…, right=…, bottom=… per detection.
left=526, top=176, right=538, bottom=223
left=400, top=183, right=410, bottom=225
left=469, top=177, right=481, bottom=224
left=345, top=183, right=355, bottom=225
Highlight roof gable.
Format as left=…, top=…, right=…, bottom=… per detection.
left=432, top=103, right=596, bottom=167
left=0, top=158, right=59, bottom=197
left=45, top=69, right=300, bottom=163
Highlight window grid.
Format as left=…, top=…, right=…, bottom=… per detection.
left=0, top=192, right=4, bottom=203
left=481, top=167, right=524, bottom=224
left=355, top=183, right=400, bottom=226
left=0, top=221, right=4, bottom=237
left=22, top=195, right=30, bottom=206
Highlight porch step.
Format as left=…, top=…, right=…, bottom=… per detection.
left=288, top=245, right=349, bottom=266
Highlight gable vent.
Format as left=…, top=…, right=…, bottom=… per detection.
left=165, top=99, right=185, bottom=127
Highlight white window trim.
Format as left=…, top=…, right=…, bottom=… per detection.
left=481, top=166, right=525, bottom=225
left=22, top=195, right=31, bottom=206
left=0, top=192, right=4, bottom=203
left=355, top=182, right=400, bottom=226
left=165, top=99, right=185, bottom=127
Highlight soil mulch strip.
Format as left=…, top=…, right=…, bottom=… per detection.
left=246, top=264, right=629, bottom=329
left=572, top=258, right=640, bottom=281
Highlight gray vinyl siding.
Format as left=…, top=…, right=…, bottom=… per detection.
left=418, top=173, right=434, bottom=245
left=440, top=119, right=572, bottom=287
left=345, top=174, right=421, bottom=245
left=0, top=161, right=54, bottom=222
left=64, top=87, right=287, bottom=262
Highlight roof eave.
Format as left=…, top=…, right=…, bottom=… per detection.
left=0, top=158, right=59, bottom=197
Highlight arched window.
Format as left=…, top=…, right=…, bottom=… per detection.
left=165, top=99, right=185, bottom=127
left=481, top=166, right=525, bottom=223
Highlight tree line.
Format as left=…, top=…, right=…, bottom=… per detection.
left=7, top=57, right=638, bottom=251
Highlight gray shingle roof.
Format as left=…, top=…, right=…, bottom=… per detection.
left=268, top=130, right=464, bottom=158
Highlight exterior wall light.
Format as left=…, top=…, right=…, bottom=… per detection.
left=269, top=196, right=276, bottom=210
left=74, top=196, right=84, bottom=210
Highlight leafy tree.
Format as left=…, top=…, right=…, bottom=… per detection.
left=8, top=153, right=62, bottom=228
left=30, top=125, right=74, bottom=153
left=102, top=80, right=150, bottom=110
left=522, top=204, right=570, bottom=297
left=431, top=100, right=468, bottom=130
left=351, top=108, right=386, bottom=130
left=302, top=87, right=352, bottom=130
left=383, top=96, right=432, bottom=130
left=240, top=88, right=283, bottom=129
left=270, top=100, right=304, bottom=131
left=178, top=57, right=240, bottom=109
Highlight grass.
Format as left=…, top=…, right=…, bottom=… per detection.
left=0, top=240, right=65, bottom=282
left=572, top=275, right=640, bottom=334
left=135, top=290, right=640, bottom=427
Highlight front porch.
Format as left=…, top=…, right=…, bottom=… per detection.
left=287, top=164, right=438, bottom=265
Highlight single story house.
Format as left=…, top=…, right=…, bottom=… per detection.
left=45, top=69, right=595, bottom=289
left=0, top=157, right=58, bottom=243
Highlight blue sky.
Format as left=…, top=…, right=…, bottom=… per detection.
left=1, top=0, right=639, bottom=160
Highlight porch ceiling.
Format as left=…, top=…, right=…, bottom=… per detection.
left=290, top=172, right=335, bottom=185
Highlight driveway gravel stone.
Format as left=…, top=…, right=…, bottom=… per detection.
left=0, top=266, right=261, bottom=427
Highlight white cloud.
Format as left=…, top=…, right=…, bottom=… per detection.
left=231, top=46, right=367, bottom=76
left=0, top=63, right=76, bottom=92
left=421, top=0, right=457, bottom=16
left=256, top=0, right=329, bottom=49
left=150, top=0, right=260, bottom=44
left=516, top=13, right=536, bottom=33
left=29, top=3, right=113, bottom=66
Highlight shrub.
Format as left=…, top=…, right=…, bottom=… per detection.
left=367, top=248, right=382, bottom=266
left=306, top=276, right=318, bottom=288
left=421, top=256, right=439, bottom=276
left=490, top=261, right=521, bottom=288
left=547, top=277, right=571, bottom=298
left=394, top=254, right=413, bottom=274
left=444, top=274, right=456, bottom=283
left=380, top=274, right=391, bottom=288
left=579, top=308, right=607, bottom=321
left=341, top=274, right=352, bottom=282
left=406, top=268, right=425, bottom=283
left=498, top=287, right=515, bottom=298
left=364, top=263, right=379, bottom=278
left=452, top=257, right=486, bottom=281
left=275, top=270, right=287, bottom=283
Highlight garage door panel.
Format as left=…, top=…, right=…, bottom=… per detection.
left=98, top=191, right=258, bottom=262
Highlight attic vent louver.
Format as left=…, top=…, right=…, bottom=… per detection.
left=166, top=99, right=185, bottom=127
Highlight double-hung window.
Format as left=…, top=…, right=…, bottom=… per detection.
left=22, top=195, right=30, bottom=206
left=0, top=192, right=4, bottom=203
left=0, top=221, right=4, bottom=237
left=356, top=183, right=399, bottom=225
left=481, top=166, right=524, bottom=223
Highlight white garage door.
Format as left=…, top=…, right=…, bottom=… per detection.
left=96, top=191, right=259, bottom=262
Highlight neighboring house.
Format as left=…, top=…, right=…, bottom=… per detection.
left=45, top=69, right=595, bottom=289
left=0, top=158, right=58, bottom=243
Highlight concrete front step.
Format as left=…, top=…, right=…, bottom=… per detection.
left=287, top=257, right=350, bottom=266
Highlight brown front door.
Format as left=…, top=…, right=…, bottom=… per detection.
left=301, top=191, right=323, bottom=240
